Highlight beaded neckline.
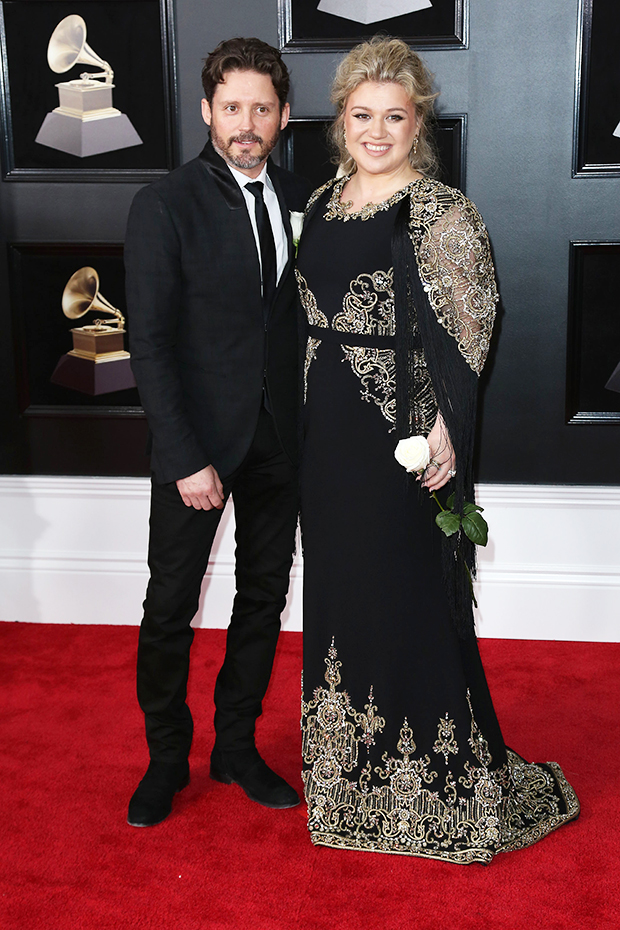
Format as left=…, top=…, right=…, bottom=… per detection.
left=323, top=175, right=423, bottom=222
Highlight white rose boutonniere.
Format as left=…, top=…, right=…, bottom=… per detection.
left=394, top=436, right=431, bottom=473
left=290, top=211, right=304, bottom=256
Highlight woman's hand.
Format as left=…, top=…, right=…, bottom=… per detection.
left=419, top=413, right=456, bottom=492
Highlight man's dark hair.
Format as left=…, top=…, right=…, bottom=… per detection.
left=202, top=37, right=290, bottom=109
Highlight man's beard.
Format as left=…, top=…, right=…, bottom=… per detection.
left=210, top=125, right=280, bottom=170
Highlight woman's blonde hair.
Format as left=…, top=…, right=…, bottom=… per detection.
left=328, top=36, right=440, bottom=178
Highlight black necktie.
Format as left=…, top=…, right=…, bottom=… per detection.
left=246, top=181, right=277, bottom=313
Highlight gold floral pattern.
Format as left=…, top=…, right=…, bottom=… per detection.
left=323, top=176, right=421, bottom=223
left=406, top=179, right=499, bottom=374
left=304, top=338, right=321, bottom=403
left=302, top=176, right=498, bottom=376
left=340, top=346, right=397, bottom=427
left=296, top=270, right=329, bottom=329
left=434, top=713, right=459, bottom=763
left=303, top=176, right=340, bottom=219
left=296, top=270, right=329, bottom=401
left=297, top=266, right=437, bottom=431
left=335, top=269, right=399, bottom=426
left=302, top=643, right=580, bottom=863
left=303, top=641, right=385, bottom=794
left=407, top=350, right=437, bottom=435
left=333, top=270, right=395, bottom=336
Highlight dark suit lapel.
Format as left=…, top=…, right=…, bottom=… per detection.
left=198, top=138, right=246, bottom=210
left=198, top=142, right=293, bottom=320
left=198, top=137, right=265, bottom=308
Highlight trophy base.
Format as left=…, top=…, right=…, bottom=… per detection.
left=35, top=110, right=142, bottom=158
left=51, top=353, right=137, bottom=396
left=317, top=0, right=432, bottom=24
left=70, top=325, right=127, bottom=359
left=605, top=361, right=620, bottom=394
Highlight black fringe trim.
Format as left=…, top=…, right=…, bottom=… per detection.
left=392, top=199, right=478, bottom=639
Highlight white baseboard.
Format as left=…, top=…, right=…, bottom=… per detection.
left=0, top=476, right=618, bottom=641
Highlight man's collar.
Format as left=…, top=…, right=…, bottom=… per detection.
left=198, top=137, right=275, bottom=208
left=227, top=161, right=269, bottom=190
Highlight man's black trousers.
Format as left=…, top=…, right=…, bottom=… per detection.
left=136, top=407, right=298, bottom=763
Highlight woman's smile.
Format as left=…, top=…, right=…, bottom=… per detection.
left=343, top=80, right=420, bottom=179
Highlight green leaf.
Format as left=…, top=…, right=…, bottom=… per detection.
left=463, top=502, right=484, bottom=514
left=445, top=492, right=455, bottom=510
left=462, top=512, right=489, bottom=546
left=436, top=511, right=461, bottom=537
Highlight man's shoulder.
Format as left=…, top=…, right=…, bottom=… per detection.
left=136, top=156, right=206, bottom=203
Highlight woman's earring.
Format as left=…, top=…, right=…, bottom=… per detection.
left=343, top=128, right=348, bottom=147
left=412, top=135, right=419, bottom=155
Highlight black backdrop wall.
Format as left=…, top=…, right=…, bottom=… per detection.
left=1, top=0, right=619, bottom=482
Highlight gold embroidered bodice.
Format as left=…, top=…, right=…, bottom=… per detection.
left=297, top=260, right=439, bottom=433
left=297, top=180, right=439, bottom=432
left=303, top=175, right=499, bottom=376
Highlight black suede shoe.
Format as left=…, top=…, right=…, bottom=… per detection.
left=210, top=748, right=299, bottom=809
left=127, top=760, right=190, bottom=827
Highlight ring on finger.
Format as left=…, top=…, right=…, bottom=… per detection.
left=429, top=459, right=441, bottom=469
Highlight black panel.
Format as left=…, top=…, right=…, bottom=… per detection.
left=2, top=242, right=150, bottom=476
left=279, top=0, right=467, bottom=51
left=573, top=0, right=620, bottom=177
left=566, top=242, right=620, bottom=424
left=0, top=0, right=178, bottom=181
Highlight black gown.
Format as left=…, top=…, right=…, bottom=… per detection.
left=297, top=179, right=579, bottom=864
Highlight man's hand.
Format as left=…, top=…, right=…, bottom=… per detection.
left=176, top=466, right=225, bottom=510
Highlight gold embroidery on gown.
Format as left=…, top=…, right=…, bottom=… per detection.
left=296, top=270, right=329, bottom=401
left=340, top=346, right=398, bottom=427
left=407, top=182, right=499, bottom=375
left=296, top=267, right=437, bottom=432
left=324, top=178, right=419, bottom=222
left=298, top=181, right=577, bottom=862
left=303, top=176, right=498, bottom=377
left=333, top=270, right=395, bottom=336
left=302, top=643, right=580, bottom=863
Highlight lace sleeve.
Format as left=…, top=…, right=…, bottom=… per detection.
left=410, top=192, right=499, bottom=375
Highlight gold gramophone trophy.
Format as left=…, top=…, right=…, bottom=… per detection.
left=35, top=14, right=142, bottom=158
left=50, top=266, right=136, bottom=395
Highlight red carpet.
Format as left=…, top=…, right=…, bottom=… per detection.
left=0, top=622, right=618, bottom=930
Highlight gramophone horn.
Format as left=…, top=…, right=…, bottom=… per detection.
left=47, top=14, right=112, bottom=79
left=62, top=267, right=124, bottom=326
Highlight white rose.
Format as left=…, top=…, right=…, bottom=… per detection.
left=290, top=211, right=304, bottom=242
left=394, top=436, right=431, bottom=473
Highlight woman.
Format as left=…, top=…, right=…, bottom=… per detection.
left=296, top=37, right=578, bottom=863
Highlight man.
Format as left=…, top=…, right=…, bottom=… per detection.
left=124, top=37, right=311, bottom=827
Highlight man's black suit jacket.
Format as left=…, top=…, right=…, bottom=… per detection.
left=124, top=139, right=311, bottom=485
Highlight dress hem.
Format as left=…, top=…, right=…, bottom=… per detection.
left=309, top=832, right=495, bottom=865
left=308, top=760, right=580, bottom=865
left=498, top=759, right=580, bottom=853
left=309, top=800, right=580, bottom=865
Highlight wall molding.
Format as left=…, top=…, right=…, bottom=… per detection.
left=0, top=476, right=618, bottom=641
